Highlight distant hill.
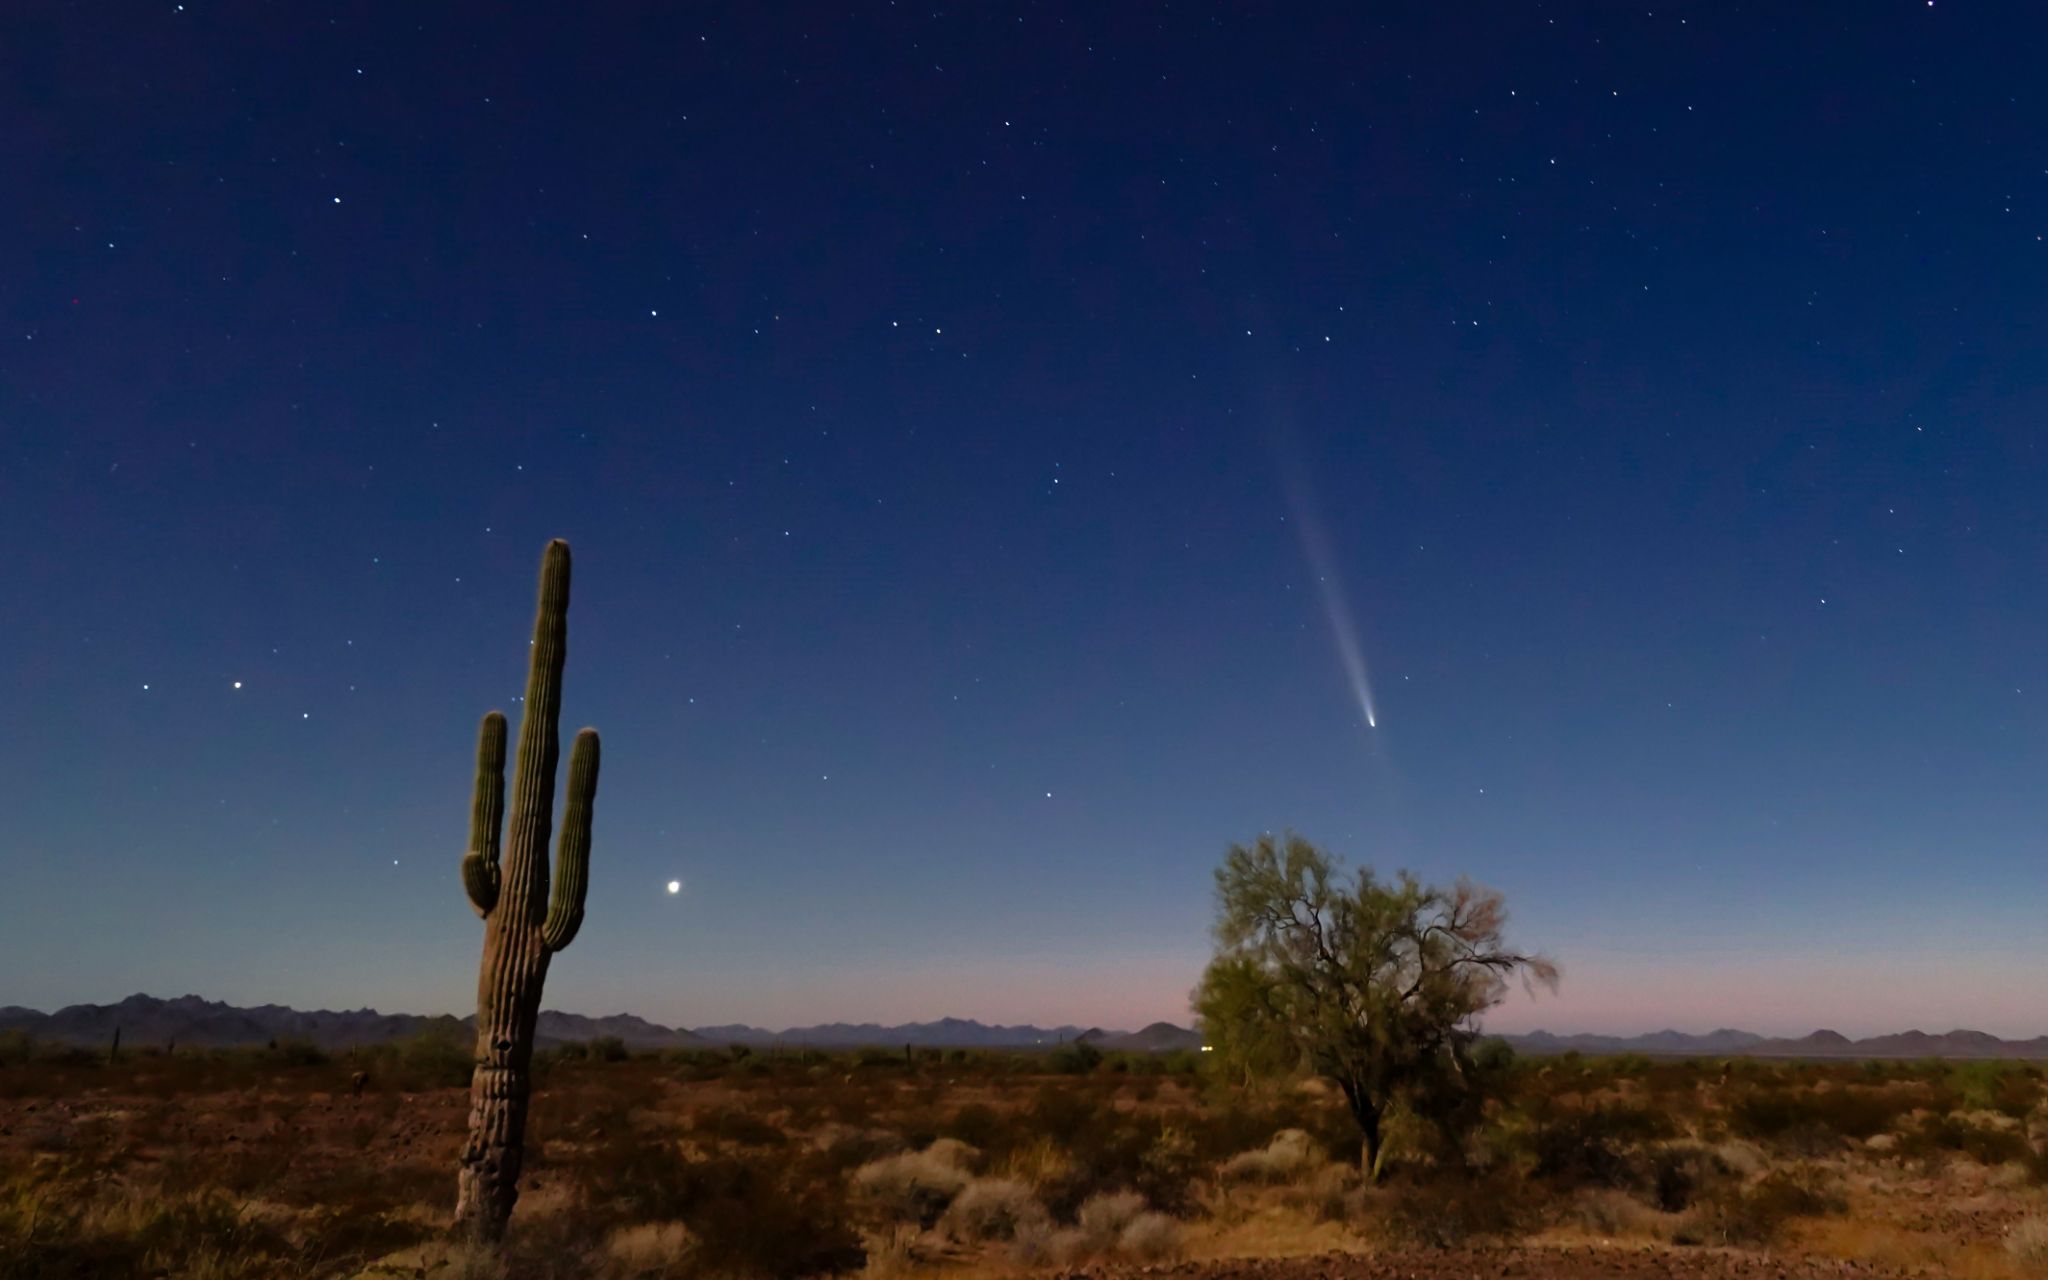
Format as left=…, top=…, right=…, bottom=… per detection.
left=14, top=997, right=2043, bottom=1061
left=699, top=1016, right=1097, bottom=1049
left=0, top=994, right=704, bottom=1051
left=1094, top=1021, right=1208, bottom=1053
left=1503, top=1026, right=2048, bottom=1060
left=1506, top=1028, right=1766, bottom=1056
left=0, top=996, right=1172, bottom=1053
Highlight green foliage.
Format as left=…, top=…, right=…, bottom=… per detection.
left=1680, top=1164, right=1845, bottom=1246
left=0, top=1031, right=37, bottom=1066
left=1048, top=1040, right=1104, bottom=1075
left=1191, top=833, right=1556, bottom=1175
left=1727, top=1083, right=1906, bottom=1147
left=1896, top=1111, right=2032, bottom=1167
left=265, top=1037, right=328, bottom=1067
left=1528, top=1103, right=1676, bottom=1188
left=372, top=1030, right=476, bottom=1090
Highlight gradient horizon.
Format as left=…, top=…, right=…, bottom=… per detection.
left=7, top=4, right=2046, bottom=1041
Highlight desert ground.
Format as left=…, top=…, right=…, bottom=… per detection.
left=3, top=1035, right=2044, bottom=1278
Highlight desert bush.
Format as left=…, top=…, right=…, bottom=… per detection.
left=1118, top=1209, right=1185, bottom=1260
left=1573, top=1188, right=1665, bottom=1239
left=1897, top=1111, right=2033, bottom=1168
left=944, top=1102, right=1010, bottom=1154
left=853, top=1140, right=978, bottom=1226
left=1679, top=1164, right=1844, bottom=1247
left=1047, top=1041, right=1104, bottom=1075
left=940, top=1177, right=1050, bottom=1242
left=1528, top=1104, right=1672, bottom=1189
left=578, top=1137, right=864, bottom=1277
left=265, top=1037, right=328, bottom=1067
left=1642, top=1141, right=1737, bottom=1213
left=2008, top=1216, right=2048, bottom=1274
left=1219, top=1128, right=1324, bottom=1182
left=0, top=1166, right=305, bottom=1279
left=690, top=1104, right=788, bottom=1148
left=1075, top=1189, right=1147, bottom=1239
left=1727, top=1083, right=1904, bottom=1148
left=604, top=1221, right=696, bottom=1276
left=371, top=1029, right=475, bottom=1090
left=1373, top=1166, right=1539, bottom=1246
left=1950, top=1062, right=2043, bottom=1118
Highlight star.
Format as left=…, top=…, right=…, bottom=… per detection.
left=666, top=879, right=682, bottom=895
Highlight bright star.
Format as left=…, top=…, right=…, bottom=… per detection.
left=666, top=879, right=682, bottom=895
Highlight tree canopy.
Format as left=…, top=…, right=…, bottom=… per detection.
left=1192, top=833, right=1557, bottom=1176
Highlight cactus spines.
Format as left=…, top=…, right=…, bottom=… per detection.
left=453, top=539, right=602, bottom=1243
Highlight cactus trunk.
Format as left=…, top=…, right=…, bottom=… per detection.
left=453, top=540, right=602, bottom=1243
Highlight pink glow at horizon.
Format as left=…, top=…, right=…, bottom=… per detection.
left=548, top=949, right=2044, bottom=1041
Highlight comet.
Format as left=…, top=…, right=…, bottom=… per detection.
left=1281, top=458, right=1380, bottom=731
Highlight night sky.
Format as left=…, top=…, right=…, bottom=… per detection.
left=7, top=4, right=2046, bottom=1037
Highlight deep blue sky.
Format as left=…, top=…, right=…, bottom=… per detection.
left=6, top=3, right=2045, bottom=1035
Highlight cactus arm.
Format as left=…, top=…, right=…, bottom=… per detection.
left=541, top=728, right=600, bottom=952
left=462, top=712, right=509, bottom=917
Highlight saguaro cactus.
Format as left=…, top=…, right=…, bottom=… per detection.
left=454, top=539, right=602, bottom=1242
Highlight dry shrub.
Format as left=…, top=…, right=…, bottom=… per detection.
left=1573, top=1188, right=1666, bottom=1240
left=2008, top=1216, right=2048, bottom=1274
left=1727, top=1083, right=1905, bottom=1150
left=1007, top=1190, right=1184, bottom=1266
left=1373, top=1165, right=1540, bottom=1247
left=1075, top=1189, right=1147, bottom=1240
left=1528, top=1103, right=1672, bottom=1189
left=852, top=1140, right=978, bottom=1227
left=939, top=1177, right=1050, bottom=1243
left=1679, top=1163, right=1845, bottom=1247
left=1281, top=1161, right=1364, bottom=1222
left=576, top=1138, right=864, bottom=1277
left=604, top=1220, right=696, bottom=1276
left=689, top=1105, right=787, bottom=1148
left=1219, top=1128, right=1323, bottom=1183
left=1117, top=1210, right=1185, bottom=1261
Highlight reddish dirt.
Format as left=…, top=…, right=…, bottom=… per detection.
left=1084, top=1248, right=1927, bottom=1280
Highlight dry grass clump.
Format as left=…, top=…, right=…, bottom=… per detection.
left=1677, top=1163, right=1846, bottom=1247
left=938, top=1176, right=1049, bottom=1243
left=1570, top=1188, right=1670, bottom=1241
left=1116, top=1207, right=1186, bottom=1260
left=2008, top=1216, right=2048, bottom=1274
left=1219, top=1128, right=1324, bottom=1183
left=852, top=1139, right=979, bottom=1226
left=603, top=1220, right=696, bottom=1276
left=1007, top=1189, right=1186, bottom=1266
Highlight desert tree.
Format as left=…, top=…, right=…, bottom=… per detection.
left=1192, top=833, right=1556, bottom=1178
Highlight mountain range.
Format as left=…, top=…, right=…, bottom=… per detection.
left=6, top=996, right=2046, bottom=1060
left=0, top=995, right=1202, bottom=1052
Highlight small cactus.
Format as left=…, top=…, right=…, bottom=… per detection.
left=453, top=539, right=602, bottom=1242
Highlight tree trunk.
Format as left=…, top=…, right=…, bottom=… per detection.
left=1337, top=1077, right=1388, bottom=1182
left=1359, top=1105, right=1385, bottom=1181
